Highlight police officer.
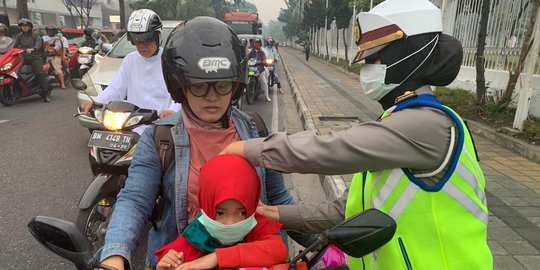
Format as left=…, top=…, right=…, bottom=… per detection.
left=222, top=0, right=493, bottom=269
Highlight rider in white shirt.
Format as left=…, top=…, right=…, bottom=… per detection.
left=82, top=9, right=180, bottom=134
left=263, top=37, right=283, bottom=94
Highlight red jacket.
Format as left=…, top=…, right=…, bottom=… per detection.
left=155, top=213, right=287, bottom=268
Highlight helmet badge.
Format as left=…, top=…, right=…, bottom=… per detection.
left=198, top=57, right=231, bottom=73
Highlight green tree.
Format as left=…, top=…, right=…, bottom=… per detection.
left=302, top=0, right=326, bottom=54
left=264, top=20, right=286, bottom=41
left=211, top=0, right=247, bottom=20
left=278, top=0, right=300, bottom=39
left=130, top=0, right=179, bottom=20
left=329, top=0, right=353, bottom=60
left=348, top=0, right=383, bottom=11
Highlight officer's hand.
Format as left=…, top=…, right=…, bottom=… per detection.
left=159, top=109, right=176, bottom=119
left=82, top=100, right=94, bottom=115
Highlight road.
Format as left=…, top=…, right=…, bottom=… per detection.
left=0, top=59, right=325, bottom=268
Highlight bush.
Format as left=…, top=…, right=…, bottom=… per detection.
left=434, top=87, right=475, bottom=110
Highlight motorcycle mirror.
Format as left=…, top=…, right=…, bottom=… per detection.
left=27, top=216, right=96, bottom=270
left=101, top=43, right=112, bottom=54
left=323, top=208, right=396, bottom=258
left=71, top=78, right=87, bottom=91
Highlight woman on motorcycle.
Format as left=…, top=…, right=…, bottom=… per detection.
left=99, top=16, right=311, bottom=270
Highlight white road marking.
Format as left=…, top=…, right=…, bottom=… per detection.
left=0, top=120, right=9, bottom=124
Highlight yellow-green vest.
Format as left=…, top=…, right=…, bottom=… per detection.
left=345, top=95, right=493, bottom=270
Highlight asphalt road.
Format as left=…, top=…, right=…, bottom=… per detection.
left=0, top=64, right=308, bottom=268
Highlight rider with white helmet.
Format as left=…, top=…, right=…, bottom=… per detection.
left=82, top=9, right=180, bottom=133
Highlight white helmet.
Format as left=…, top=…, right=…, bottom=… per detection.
left=352, top=0, right=442, bottom=63
left=127, top=9, right=162, bottom=45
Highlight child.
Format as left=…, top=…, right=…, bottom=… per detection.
left=155, top=154, right=288, bottom=270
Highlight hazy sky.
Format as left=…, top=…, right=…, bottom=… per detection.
left=249, top=0, right=287, bottom=25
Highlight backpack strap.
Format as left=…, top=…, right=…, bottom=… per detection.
left=150, top=124, right=174, bottom=230
left=245, top=111, right=269, bottom=137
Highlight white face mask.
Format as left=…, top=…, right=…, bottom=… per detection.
left=198, top=210, right=257, bottom=245
left=359, top=34, right=440, bottom=101
left=359, top=64, right=399, bottom=101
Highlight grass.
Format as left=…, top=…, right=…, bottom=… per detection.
left=434, top=86, right=539, bottom=145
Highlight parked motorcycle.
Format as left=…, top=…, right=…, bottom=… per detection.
left=28, top=208, right=396, bottom=270
left=77, top=46, right=95, bottom=77
left=245, top=57, right=262, bottom=104
left=70, top=78, right=158, bottom=254
left=0, top=36, right=53, bottom=106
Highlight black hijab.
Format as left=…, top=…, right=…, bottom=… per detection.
left=378, top=33, right=463, bottom=110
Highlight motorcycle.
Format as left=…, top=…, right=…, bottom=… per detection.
left=77, top=46, right=95, bottom=77
left=245, top=57, right=262, bottom=104
left=265, top=57, right=277, bottom=88
left=70, top=78, right=158, bottom=254
left=0, top=36, right=53, bottom=106
left=28, top=208, right=396, bottom=270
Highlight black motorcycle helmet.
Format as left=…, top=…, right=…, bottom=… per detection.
left=18, top=18, right=33, bottom=29
left=45, top=25, right=57, bottom=36
left=83, top=28, right=93, bottom=37
left=162, top=16, right=247, bottom=105
left=0, top=23, right=7, bottom=36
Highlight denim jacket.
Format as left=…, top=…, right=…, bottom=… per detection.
left=100, top=108, right=295, bottom=268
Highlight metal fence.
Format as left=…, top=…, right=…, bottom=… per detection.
left=308, top=0, right=539, bottom=74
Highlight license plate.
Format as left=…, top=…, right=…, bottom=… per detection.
left=88, top=130, right=133, bottom=151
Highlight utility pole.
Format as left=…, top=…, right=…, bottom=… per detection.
left=119, top=0, right=125, bottom=29
left=2, top=0, right=7, bottom=15
left=17, top=0, right=28, bottom=19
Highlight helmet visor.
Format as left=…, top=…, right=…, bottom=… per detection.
left=128, top=31, right=154, bottom=44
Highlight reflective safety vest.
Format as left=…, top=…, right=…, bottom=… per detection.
left=345, top=94, right=493, bottom=270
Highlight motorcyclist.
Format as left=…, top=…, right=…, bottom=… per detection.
left=78, top=27, right=102, bottom=52
left=247, top=38, right=271, bottom=102
left=0, top=23, right=7, bottom=37
left=98, top=16, right=313, bottom=270
left=263, top=37, right=283, bottom=94
left=43, top=26, right=66, bottom=89
left=82, top=9, right=180, bottom=134
left=14, top=18, right=50, bottom=103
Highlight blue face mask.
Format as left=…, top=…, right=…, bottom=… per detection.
left=198, top=210, right=257, bottom=245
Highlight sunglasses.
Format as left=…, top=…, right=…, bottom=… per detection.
left=187, top=81, right=237, bottom=97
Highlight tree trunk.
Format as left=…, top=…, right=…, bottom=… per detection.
left=500, top=0, right=540, bottom=106
left=336, top=27, right=339, bottom=61
left=343, top=28, right=348, bottom=62
left=16, top=0, right=28, bottom=19
left=119, top=0, right=126, bottom=29
left=325, top=29, right=329, bottom=59
left=475, top=0, right=490, bottom=106
left=3, top=0, right=8, bottom=15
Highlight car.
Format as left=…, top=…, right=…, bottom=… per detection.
left=76, top=20, right=182, bottom=131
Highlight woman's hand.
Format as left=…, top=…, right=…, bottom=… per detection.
left=159, top=109, right=176, bottom=119
left=157, top=250, right=184, bottom=270
left=82, top=100, right=94, bottom=114
left=100, top=255, right=125, bottom=270
left=175, top=252, right=217, bottom=270
left=219, top=141, right=246, bottom=156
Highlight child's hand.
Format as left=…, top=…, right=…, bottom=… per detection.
left=156, top=250, right=184, bottom=270
left=175, top=252, right=217, bottom=270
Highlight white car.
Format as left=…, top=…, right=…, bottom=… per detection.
left=76, top=21, right=181, bottom=131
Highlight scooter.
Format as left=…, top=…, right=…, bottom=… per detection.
left=77, top=46, right=95, bottom=77
left=245, top=57, right=262, bottom=104
left=70, top=79, right=158, bottom=254
left=27, top=208, right=396, bottom=270
left=265, top=57, right=277, bottom=88
left=0, top=36, right=53, bottom=106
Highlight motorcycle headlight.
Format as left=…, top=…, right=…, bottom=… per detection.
left=125, top=115, right=144, bottom=128
left=79, top=47, right=93, bottom=54
left=102, top=110, right=131, bottom=131
left=265, top=58, right=274, bottom=65
left=1, top=62, right=12, bottom=71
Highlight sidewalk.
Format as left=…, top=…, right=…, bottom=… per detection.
left=280, top=47, right=540, bottom=269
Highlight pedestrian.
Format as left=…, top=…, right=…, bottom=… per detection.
left=221, top=0, right=493, bottom=269
left=155, top=155, right=287, bottom=270
left=98, top=16, right=313, bottom=270
left=14, top=18, right=50, bottom=103
left=82, top=9, right=180, bottom=134
left=304, top=40, right=311, bottom=61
